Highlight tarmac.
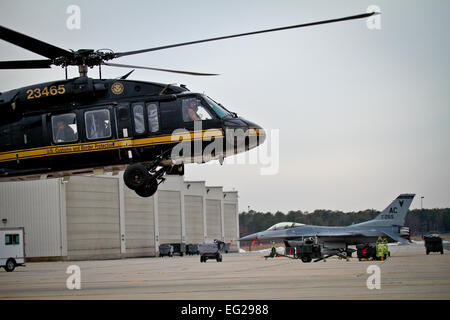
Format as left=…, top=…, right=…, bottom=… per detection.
left=0, top=243, right=449, bottom=300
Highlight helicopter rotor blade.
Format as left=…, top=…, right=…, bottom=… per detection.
left=0, top=25, right=72, bottom=60
left=103, top=62, right=219, bottom=76
left=115, top=12, right=378, bottom=58
left=0, top=59, right=53, bottom=69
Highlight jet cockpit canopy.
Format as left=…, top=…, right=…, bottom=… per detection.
left=267, top=222, right=304, bottom=231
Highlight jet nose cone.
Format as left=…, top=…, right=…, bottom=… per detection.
left=238, top=232, right=259, bottom=241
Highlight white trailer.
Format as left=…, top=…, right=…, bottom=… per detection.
left=0, top=227, right=25, bottom=272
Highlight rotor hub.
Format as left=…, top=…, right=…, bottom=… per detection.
left=54, top=49, right=115, bottom=69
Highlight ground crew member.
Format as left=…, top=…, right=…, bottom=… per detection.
left=270, top=241, right=277, bottom=257
left=382, top=237, right=389, bottom=259
left=376, top=237, right=384, bottom=260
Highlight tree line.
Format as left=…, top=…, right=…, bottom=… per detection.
left=239, top=208, right=450, bottom=237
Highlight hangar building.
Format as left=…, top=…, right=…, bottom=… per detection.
left=0, top=174, right=239, bottom=260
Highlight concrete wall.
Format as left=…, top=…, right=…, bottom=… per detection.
left=157, top=190, right=182, bottom=244
left=184, top=181, right=206, bottom=244
left=124, top=185, right=155, bottom=257
left=223, top=192, right=239, bottom=252
left=184, top=195, right=204, bottom=244
left=157, top=176, right=183, bottom=245
left=0, top=179, right=65, bottom=258
left=66, top=176, right=121, bottom=260
left=205, top=187, right=223, bottom=241
left=0, top=173, right=240, bottom=259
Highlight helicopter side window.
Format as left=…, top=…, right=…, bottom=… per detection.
left=182, top=98, right=213, bottom=122
left=132, top=103, right=145, bottom=134
left=85, top=109, right=112, bottom=140
left=52, top=113, right=78, bottom=144
left=147, top=103, right=159, bottom=133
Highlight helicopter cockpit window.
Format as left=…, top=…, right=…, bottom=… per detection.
left=147, top=103, right=159, bottom=133
left=85, top=109, right=112, bottom=140
left=202, top=95, right=231, bottom=119
left=182, top=98, right=213, bottom=122
left=52, top=113, right=78, bottom=144
left=132, top=104, right=145, bottom=134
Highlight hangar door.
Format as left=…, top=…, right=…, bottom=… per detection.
left=125, top=187, right=155, bottom=257
left=158, top=191, right=181, bottom=244
left=184, top=195, right=204, bottom=244
left=224, top=203, right=238, bottom=252
left=66, top=176, right=121, bottom=259
left=206, top=200, right=222, bottom=241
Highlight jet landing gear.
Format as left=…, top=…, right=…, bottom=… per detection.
left=314, top=249, right=350, bottom=263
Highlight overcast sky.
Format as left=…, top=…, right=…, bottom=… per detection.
left=1, top=0, right=449, bottom=213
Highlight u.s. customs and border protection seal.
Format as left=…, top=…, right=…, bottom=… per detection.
left=111, top=82, right=124, bottom=95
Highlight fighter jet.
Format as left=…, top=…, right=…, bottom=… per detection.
left=239, top=194, right=415, bottom=256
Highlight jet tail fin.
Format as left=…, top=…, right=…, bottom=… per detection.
left=354, top=194, right=415, bottom=227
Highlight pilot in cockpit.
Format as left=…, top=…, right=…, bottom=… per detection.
left=188, top=100, right=201, bottom=121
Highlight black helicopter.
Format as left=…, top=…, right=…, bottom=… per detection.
left=0, top=12, right=376, bottom=197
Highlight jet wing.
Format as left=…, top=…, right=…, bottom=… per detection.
left=315, top=231, right=409, bottom=244
left=316, top=231, right=370, bottom=238
left=381, top=231, right=409, bottom=244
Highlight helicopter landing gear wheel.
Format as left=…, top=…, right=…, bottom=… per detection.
left=124, top=150, right=173, bottom=197
left=167, top=164, right=184, bottom=176
left=134, top=177, right=158, bottom=198
left=124, top=164, right=151, bottom=190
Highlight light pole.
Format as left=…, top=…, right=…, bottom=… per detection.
left=421, top=196, right=425, bottom=235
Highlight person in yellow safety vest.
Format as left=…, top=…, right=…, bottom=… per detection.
left=376, top=237, right=384, bottom=260
left=382, top=237, right=389, bottom=259
left=270, top=241, right=277, bottom=257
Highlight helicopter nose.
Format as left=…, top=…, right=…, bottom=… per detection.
left=222, top=118, right=266, bottom=156
left=246, top=121, right=266, bottom=150
left=250, top=125, right=266, bottom=147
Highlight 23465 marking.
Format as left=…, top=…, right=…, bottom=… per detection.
left=27, top=85, right=66, bottom=99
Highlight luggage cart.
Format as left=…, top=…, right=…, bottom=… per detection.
left=186, top=244, right=199, bottom=255
left=199, top=241, right=222, bottom=263
left=169, top=243, right=186, bottom=256
left=424, top=234, right=444, bottom=255
left=159, top=244, right=174, bottom=257
left=357, top=243, right=377, bottom=261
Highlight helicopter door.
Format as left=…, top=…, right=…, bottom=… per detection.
left=0, top=122, right=23, bottom=152
left=23, top=115, right=46, bottom=149
left=159, top=99, right=182, bottom=134
left=116, top=103, right=132, bottom=139
left=181, top=97, right=222, bottom=160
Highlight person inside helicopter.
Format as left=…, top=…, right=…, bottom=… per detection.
left=182, top=98, right=214, bottom=122
left=187, top=100, right=201, bottom=121
left=53, top=114, right=78, bottom=143
left=85, top=109, right=111, bottom=140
